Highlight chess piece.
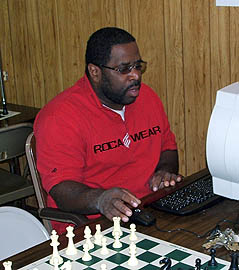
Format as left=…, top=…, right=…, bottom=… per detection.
left=208, top=248, right=218, bottom=267
left=127, top=242, right=138, bottom=266
left=94, top=224, right=103, bottom=245
left=65, top=226, right=78, bottom=256
left=3, top=261, right=12, bottom=270
left=113, top=230, right=122, bottom=249
left=129, top=223, right=137, bottom=241
left=53, top=257, right=60, bottom=270
left=195, top=258, right=201, bottom=270
left=159, top=257, right=172, bottom=270
left=50, top=230, right=63, bottom=265
left=112, top=217, right=122, bottom=237
left=82, top=243, right=92, bottom=261
left=229, top=252, right=239, bottom=270
left=100, top=263, right=107, bottom=270
left=100, top=237, right=109, bottom=255
left=84, top=226, right=94, bottom=250
left=60, top=261, right=72, bottom=270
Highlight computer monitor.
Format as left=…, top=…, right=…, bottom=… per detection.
left=206, top=82, right=239, bottom=200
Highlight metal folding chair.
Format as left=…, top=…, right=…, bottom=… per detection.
left=0, top=123, right=34, bottom=206
left=0, top=206, right=49, bottom=260
left=25, top=132, right=89, bottom=234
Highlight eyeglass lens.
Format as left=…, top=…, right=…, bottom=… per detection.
left=120, top=61, right=146, bottom=74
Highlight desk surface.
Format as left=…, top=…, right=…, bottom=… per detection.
left=1, top=197, right=238, bottom=269
left=0, top=103, right=40, bottom=127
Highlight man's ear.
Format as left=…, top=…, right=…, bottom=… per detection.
left=87, top=64, right=102, bottom=83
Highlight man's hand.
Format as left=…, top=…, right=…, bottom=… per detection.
left=97, top=187, right=141, bottom=223
left=149, top=170, right=183, bottom=192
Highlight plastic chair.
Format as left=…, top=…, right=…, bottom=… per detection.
left=0, top=206, right=50, bottom=260
left=0, top=123, right=35, bottom=205
left=25, top=132, right=89, bottom=234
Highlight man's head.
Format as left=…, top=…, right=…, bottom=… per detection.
left=85, top=27, right=136, bottom=73
left=85, top=27, right=146, bottom=110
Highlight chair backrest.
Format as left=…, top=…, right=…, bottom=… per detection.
left=0, top=206, right=50, bottom=260
left=25, top=132, right=52, bottom=233
left=0, top=123, right=35, bottom=205
left=0, top=123, right=33, bottom=163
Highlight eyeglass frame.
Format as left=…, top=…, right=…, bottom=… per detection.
left=98, top=60, right=147, bottom=75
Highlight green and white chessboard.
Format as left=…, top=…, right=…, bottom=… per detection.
left=19, top=226, right=230, bottom=270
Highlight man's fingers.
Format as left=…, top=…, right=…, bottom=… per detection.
left=150, top=171, right=184, bottom=191
left=97, top=187, right=141, bottom=222
left=104, top=199, right=131, bottom=223
left=113, top=198, right=133, bottom=216
left=122, top=189, right=141, bottom=207
left=150, top=171, right=167, bottom=191
left=176, top=175, right=183, bottom=182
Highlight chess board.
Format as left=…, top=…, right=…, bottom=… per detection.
left=18, top=227, right=230, bottom=270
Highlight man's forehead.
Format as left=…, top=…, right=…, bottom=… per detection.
left=108, top=42, right=141, bottom=65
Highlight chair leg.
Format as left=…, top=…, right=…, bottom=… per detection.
left=9, top=158, right=21, bottom=175
left=23, top=164, right=30, bottom=178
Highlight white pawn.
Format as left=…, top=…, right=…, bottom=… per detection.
left=84, top=226, right=94, bottom=250
left=82, top=243, right=92, bottom=261
left=94, top=224, right=103, bottom=245
left=60, top=261, right=72, bottom=270
left=129, top=223, right=138, bottom=241
left=100, top=263, right=107, bottom=270
left=127, top=242, right=138, bottom=267
left=100, top=237, right=109, bottom=255
left=65, top=226, right=78, bottom=255
left=113, top=230, right=122, bottom=249
left=50, top=230, right=63, bottom=265
left=3, top=261, right=12, bottom=270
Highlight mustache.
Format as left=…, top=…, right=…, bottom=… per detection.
left=126, top=81, right=141, bottom=91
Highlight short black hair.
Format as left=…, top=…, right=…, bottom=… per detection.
left=85, top=27, right=136, bottom=75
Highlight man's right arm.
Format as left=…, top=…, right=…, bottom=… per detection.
left=49, top=181, right=141, bottom=222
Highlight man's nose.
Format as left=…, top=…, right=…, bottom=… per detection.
left=128, top=67, right=141, bottom=80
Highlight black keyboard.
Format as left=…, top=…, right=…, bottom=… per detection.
left=151, top=169, right=223, bottom=215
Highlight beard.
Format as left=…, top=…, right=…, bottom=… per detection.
left=99, top=72, right=141, bottom=106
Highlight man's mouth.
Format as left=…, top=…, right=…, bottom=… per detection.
left=126, top=81, right=141, bottom=97
left=127, top=86, right=140, bottom=97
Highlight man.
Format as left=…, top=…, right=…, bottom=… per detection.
left=34, top=27, right=182, bottom=234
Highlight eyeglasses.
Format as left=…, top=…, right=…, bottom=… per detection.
left=100, top=60, right=147, bottom=75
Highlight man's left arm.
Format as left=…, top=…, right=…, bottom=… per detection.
left=149, top=149, right=183, bottom=192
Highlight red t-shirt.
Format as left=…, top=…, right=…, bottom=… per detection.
left=34, top=74, right=177, bottom=234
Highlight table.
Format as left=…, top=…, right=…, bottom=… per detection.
left=0, top=103, right=40, bottom=127
left=0, top=192, right=238, bottom=269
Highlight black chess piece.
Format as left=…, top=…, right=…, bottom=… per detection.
left=159, top=257, right=172, bottom=270
left=208, top=248, right=218, bottom=267
left=229, top=252, right=239, bottom=270
left=195, top=258, right=202, bottom=270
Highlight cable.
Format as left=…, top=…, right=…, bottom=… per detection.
left=154, top=219, right=239, bottom=239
